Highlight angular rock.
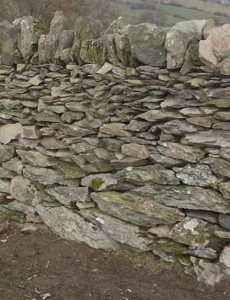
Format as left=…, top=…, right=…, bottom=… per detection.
left=0, top=179, right=10, bottom=193
left=4, top=200, right=35, bottom=217
left=157, top=142, right=205, bottom=163
left=81, top=209, right=152, bottom=251
left=16, top=150, right=54, bottom=167
left=0, top=123, right=23, bottom=144
left=0, top=145, right=15, bottom=163
left=199, top=24, right=230, bottom=74
left=219, top=245, right=230, bottom=269
left=71, top=16, right=103, bottom=62
left=100, top=123, right=131, bottom=137
left=121, top=144, right=149, bottom=159
left=165, top=20, right=212, bottom=69
left=2, top=158, right=24, bottom=174
left=45, top=186, right=90, bottom=207
left=159, top=120, right=201, bottom=136
left=36, top=205, right=118, bottom=250
left=134, top=185, right=230, bottom=213
left=137, top=110, right=183, bottom=123
left=192, top=258, right=224, bottom=286
left=182, top=130, right=230, bottom=148
left=149, top=152, right=184, bottom=168
left=218, top=214, right=230, bottom=231
left=202, top=157, right=230, bottom=178
left=126, top=23, right=167, bottom=66
left=173, top=164, right=218, bottom=188
left=219, top=182, right=230, bottom=199
left=10, top=176, right=46, bottom=206
left=116, top=165, right=180, bottom=186
left=91, top=191, right=184, bottom=227
left=168, top=217, right=218, bottom=247
left=81, top=174, right=117, bottom=191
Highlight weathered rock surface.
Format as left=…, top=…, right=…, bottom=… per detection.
left=36, top=205, right=118, bottom=250
left=134, top=185, right=230, bottom=213
left=91, top=191, right=184, bottom=227
left=116, top=165, right=180, bottom=186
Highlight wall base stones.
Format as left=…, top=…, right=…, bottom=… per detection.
left=0, top=13, right=230, bottom=285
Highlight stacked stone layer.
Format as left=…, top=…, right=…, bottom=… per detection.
left=0, top=12, right=230, bottom=285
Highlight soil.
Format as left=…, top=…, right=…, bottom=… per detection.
left=0, top=220, right=230, bottom=300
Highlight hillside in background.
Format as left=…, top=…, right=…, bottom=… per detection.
left=109, top=0, right=230, bottom=26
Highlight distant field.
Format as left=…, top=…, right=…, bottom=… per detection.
left=110, top=0, right=230, bottom=25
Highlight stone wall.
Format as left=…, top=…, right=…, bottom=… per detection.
left=0, top=12, right=230, bottom=285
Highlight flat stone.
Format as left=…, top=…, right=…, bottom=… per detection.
left=81, top=209, right=152, bottom=251
left=0, top=145, right=15, bottom=163
left=45, top=186, right=90, bottom=207
left=0, top=179, right=10, bottom=193
left=149, top=152, right=184, bottom=168
left=121, top=144, right=149, bottom=159
left=219, top=245, right=230, bottom=269
left=202, top=157, right=230, bottom=178
left=36, top=205, right=118, bottom=250
left=136, top=110, right=183, bottom=123
left=125, top=120, right=150, bottom=132
left=116, top=165, right=180, bottom=186
left=4, top=201, right=35, bottom=217
left=214, top=112, right=230, bottom=121
left=0, top=167, right=15, bottom=179
left=96, top=62, right=114, bottom=74
left=185, top=210, right=218, bottom=224
left=218, top=214, right=230, bottom=230
left=10, top=176, right=46, bottom=206
left=173, top=164, right=218, bottom=188
left=219, top=182, right=230, bottom=199
left=187, top=116, right=214, bottom=128
left=134, top=185, right=230, bottom=213
left=220, top=148, right=230, bottom=162
left=182, top=130, right=230, bottom=148
left=192, top=258, right=224, bottom=286
left=100, top=123, right=131, bottom=137
left=2, top=158, right=24, bottom=174
left=159, top=120, right=201, bottom=135
left=22, top=125, right=39, bottom=139
left=91, top=191, right=184, bottom=227
left=0, top=123, right=23, bottom=144
left=16, top=150, right=54, bottom=167
left=157, top=142, right=205, bottom=163
left=29, top=75, right=43, bottom=86
left=168, top=217, right=218, bottom=247
left=41, top=137, right=67, bottom=150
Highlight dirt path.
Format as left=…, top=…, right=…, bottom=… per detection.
left=0, top=221, right=230, bottom=300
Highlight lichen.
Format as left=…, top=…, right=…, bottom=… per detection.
left=90, top=178, right=105, bottom=191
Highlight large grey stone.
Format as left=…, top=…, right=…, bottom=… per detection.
left=219, top=182, right=230, bottom=199
left=157, top=142, right=205, bottom=163
left=159, top=120, right=201, bottom=136
left=10, top=176, right=47, bottom=206
left=126, top=23, right=167, bottom=66
left=36, top=205, right=118, bottom=250
left=134, top=185, right=230, bottom=213
left=45, top=186, right=90, bottom=207
left=0, top=123, right=23, bottom=144
left=202, top=157, right=230, bottom=178
left=0, top=179, right=10, bottom=193
left=116, top=165, right=180, bottom=186
left=71, top=17, right=103, bottom=62
left=81, top=209, right=152, bottom=251
left=137, top=110, right=183, bottom=123
left=182, top=130, right=230, bottom=148
left=16, top=150, right=54, bottom=167
left=173, top=164, right=219, bottom=188
left=165, top=19, right=212, bottom=69
left=0, top=145, right=14, bottom=163
left=91, top=191, right=184, bottom=227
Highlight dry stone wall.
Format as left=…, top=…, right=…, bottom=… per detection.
left=0, top=12, right=230, bottom=285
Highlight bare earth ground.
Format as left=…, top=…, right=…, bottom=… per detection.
left=0, top=220, right=230, bottom=300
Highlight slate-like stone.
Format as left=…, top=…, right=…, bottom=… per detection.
left=121, top=143, right=149, bottom=159
left=134, top=185, right=230, bottom=213
left=173, top=164, right=219, bottom=188
left=0, top=145, right=15, bottom=163
left=36, top=205, right=118, bottom=250
left=202, top=157, right=230, bottom=179
left=182, top=130, right=230, bottom=148
left=45, top=186, right=90, bottom=207
left=218, top=214, right=230, bottom=231
left=0, top=123, right=23, bottom=144
left=81, top=174, right=117, bottom=191
left=157, top=142, right=205, bottom=163
left=136, top=110, right=183, bottom=123
left=219, top=182, right=230, bottom=199
left=91, top=191, right=184, bottom=227
left=16, top=150, right=54, bottom=167
left=100, top=123, right=131, bottom=137
left=116, top=165, right=180, bottom=186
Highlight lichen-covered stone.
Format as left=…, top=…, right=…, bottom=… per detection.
left=91, top=191, right=184, bottom=227
left=116, top=165, right=180, bottom=186
left=134, top=185, right=230, bottom=213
